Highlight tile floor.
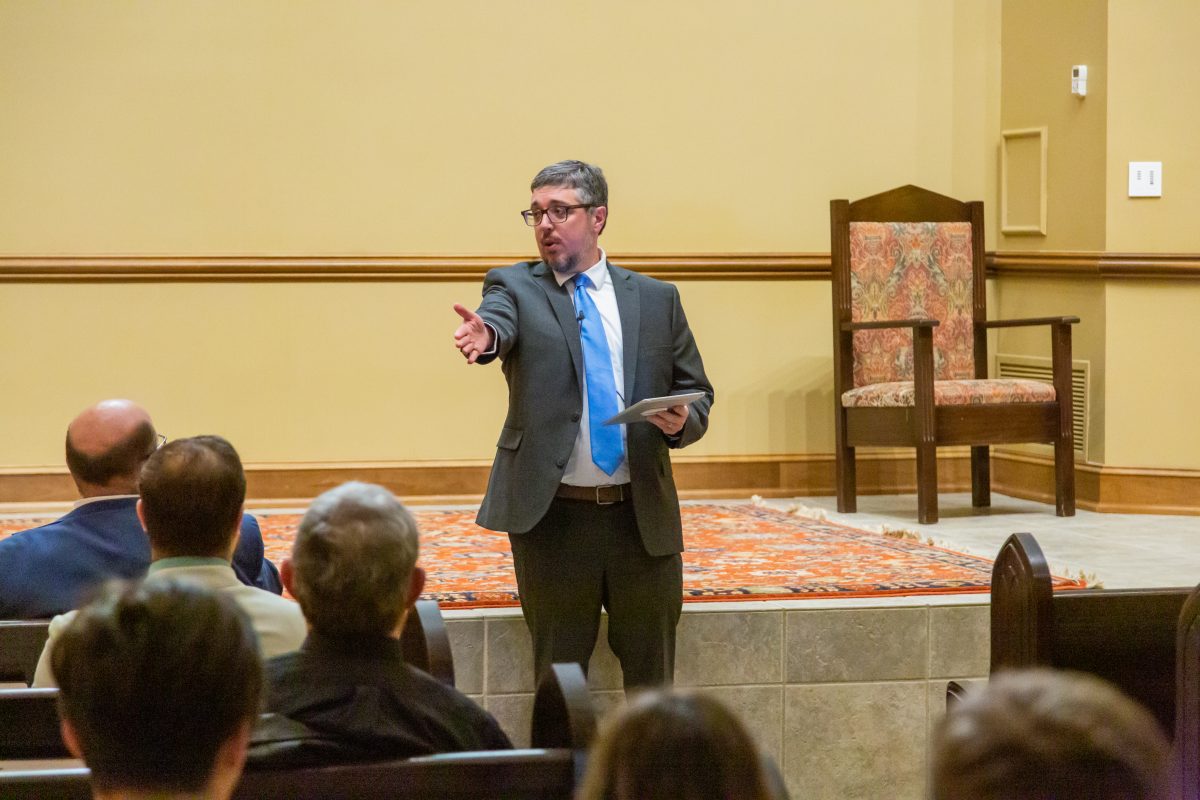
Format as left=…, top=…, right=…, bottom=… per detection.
left=755, top=492, right=1200, bottom=590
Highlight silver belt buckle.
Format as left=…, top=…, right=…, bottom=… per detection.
left=596, top=485, right=616, bottom=505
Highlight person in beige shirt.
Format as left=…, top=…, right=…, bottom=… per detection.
left=34, top=434, right=305, bottom=687
left=54, top=578, right=263, bottom=800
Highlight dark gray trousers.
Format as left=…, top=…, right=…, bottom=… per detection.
left=508, top=497, right=682, bottom=690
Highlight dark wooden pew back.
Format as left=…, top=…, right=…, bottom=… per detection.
left=990, top=531, right=1191, bottom=734
left=0, top=661, right=594, bottom=800
left=0, top=599, right=456, bottom=759
left=1175, top=585, right=1200, bottom=798
left=0, top=620, right=51, bottom=686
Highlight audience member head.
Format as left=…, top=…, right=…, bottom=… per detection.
left=65, top=399, right=158, bottom=497
left=137, top=435, right=246, bottom=560
left=576, top=689, right=774, bottom=800
left=932, top=668, right=1171, bottom=800
left=52, top=578, right=262, bottom=800
left=282, top=481, right=424, bottom=639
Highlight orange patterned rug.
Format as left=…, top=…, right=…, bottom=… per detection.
left=0, top=504, right=1085, bottom=609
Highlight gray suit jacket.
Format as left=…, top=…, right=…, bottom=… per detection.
left=474, top=260, right=713, bottom=556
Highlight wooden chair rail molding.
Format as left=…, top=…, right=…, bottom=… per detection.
left=0, top=254, right=827, bottom=283
left=1, top=251, right=1198, bottom=282
left=989, top=251, right=1200, bottom=279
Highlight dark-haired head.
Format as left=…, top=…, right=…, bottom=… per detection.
left=138, top=435, right=246, bottom=559
left=52, top=578, right=262, bottom=796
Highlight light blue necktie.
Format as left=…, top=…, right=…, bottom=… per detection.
left=573, top=274, right=624, bottom=475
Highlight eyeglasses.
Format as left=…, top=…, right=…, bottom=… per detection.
left=521, top=204, right=593, bottom=227
left=143, top=434, right=167, bottom=460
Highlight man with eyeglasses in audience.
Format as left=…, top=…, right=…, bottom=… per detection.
left=0, top=399, right=281, bottom=620
left=452, top=160, right=713, bottom=690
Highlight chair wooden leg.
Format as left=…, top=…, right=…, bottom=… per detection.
left=836, top=444, right=857, bottom=513
left=971, top=445, right=990, bottom=508
left=916, top=443, right=938, bottom=524
left=1054, top=437, right=1076, bottom=517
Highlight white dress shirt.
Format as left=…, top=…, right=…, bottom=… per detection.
left=556, top=250, right=631, bottom=486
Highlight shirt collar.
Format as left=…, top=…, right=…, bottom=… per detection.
left=553, top=249, right=607, bottom=288
left=73, top=493, right=138, bottom=510
left=148, top=556, right=230, bottom=573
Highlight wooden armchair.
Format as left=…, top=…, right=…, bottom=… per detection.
left=831, top=184, right=1079, bottom=523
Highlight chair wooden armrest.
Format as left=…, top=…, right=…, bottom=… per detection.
left=0, top=688, right=67, bottom=759
left=978, top=315, right=1080, bottom=328
left=0, top=620, right=52, bottom=686
left=400, top=599, right=455, bottom=687
left=530, top=663, right=597, bottom=751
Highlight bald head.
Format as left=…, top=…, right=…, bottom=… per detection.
left=65, top=400, right=157, bottom=497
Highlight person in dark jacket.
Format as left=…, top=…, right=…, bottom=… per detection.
left=0, top=399, right=280, bottom=620
left=261, top=481, right=511, bottom=761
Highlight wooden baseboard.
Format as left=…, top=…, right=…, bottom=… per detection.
left=993, top=450, right=1200, bottom=516
left=0, top=452, right=970, bottom=508
left=5, top=452, right=1194, bottom=514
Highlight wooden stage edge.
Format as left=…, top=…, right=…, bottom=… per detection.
left=1, top=451, right=1197, bottom=516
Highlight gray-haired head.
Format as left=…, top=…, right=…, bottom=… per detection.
left=531, top=160, right=608, bottom=207
left=289, top=481, right=420, bottom=638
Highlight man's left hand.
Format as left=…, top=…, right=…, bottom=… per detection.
left=646, top=404, right=689, bottom=436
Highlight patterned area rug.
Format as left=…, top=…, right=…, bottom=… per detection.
left=0, top=504, right=1085, bottom=609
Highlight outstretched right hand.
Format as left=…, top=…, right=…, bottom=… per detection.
left=452, top=303, right=494, bottom=364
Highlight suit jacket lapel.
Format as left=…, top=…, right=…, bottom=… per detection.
left=609, top=262, right=641, bottom=402
left=532, top=261, right=584, bottom=391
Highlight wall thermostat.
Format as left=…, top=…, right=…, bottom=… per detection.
left=1072, top=65, right=1088, bottom=97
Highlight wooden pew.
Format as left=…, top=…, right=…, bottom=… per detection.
left=0, top=598, right=456, bottom=760
left=0, top=600, right=449, bottom=689
left=1174, top=583, right=1200, bottom=800
left=989, top=531, right=1192, bottom=735
left=0, top=662, right=596, bottom=800
left=403, top=599, right=455, bottom=687
left=0, top=620, right=51, bottom=686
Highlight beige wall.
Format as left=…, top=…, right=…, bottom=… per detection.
left=1103, top=282, right=1200, bottom=469
left=1105, top=1, right=1200, bottom=252
left=0, top=278, right=832, bottom=468
left=999, top=0, right=1107, bottom=251
left=0, top=1, right=998, bottom=256
left=994, top=1, right=1200, bottom=473
left=0, top=1, right=1001, bottom=474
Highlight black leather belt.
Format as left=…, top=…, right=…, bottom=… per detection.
left=555, top=483, right=631, bottom=504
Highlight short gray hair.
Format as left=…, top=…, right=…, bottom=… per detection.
left=290, top=481, right=420, bottom=638
left=530, top=160, right=608, bottom=207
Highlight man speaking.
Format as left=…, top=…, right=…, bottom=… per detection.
left=452, top=160, right=713, bottom=689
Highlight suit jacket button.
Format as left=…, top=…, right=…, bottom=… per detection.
left=556, top=457, right=566, bottom=468
left=571, top=412, right=581, bottom=422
